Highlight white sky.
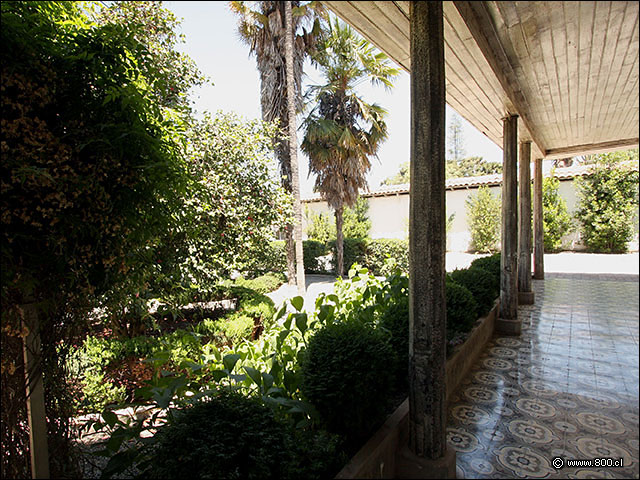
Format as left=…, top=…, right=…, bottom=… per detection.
left=165, top=1, right=504, bottom=197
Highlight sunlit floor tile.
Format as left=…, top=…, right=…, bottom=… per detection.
left=447, top=273, right=639, bottom=479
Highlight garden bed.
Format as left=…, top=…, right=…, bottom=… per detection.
left=335, top=298, right=500, bottom=479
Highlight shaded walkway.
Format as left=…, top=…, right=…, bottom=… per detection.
left=447, top=273, right=639, bottom=478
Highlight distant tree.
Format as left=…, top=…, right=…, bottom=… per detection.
left=466, top=186, right=501, bottom=253
left=305, top=197, right=371, bottom=242
left=542, top=172, right=573, bottom=252
left=305, top=208, right=335, bottom=243
left=381, top=161, right=410, bottom=186
left=342, top=197, right=371, bottom=239
left=302, top=18, right=398, bottom=276
left=577, top=148, right=638, bottom=165
left=447, top=112, right=466, bottom=163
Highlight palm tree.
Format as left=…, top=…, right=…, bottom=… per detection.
left=301, top=18, right=399, bottom=276
left=229, top=1, right=323, bottom=289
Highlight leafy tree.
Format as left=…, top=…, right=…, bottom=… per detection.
left=92, top=1, right=206, bottom=114
left=1, top=1, right=194, bottom=475
left=575, top=154, right=639, bottom=253
left=466, top=186, right=501, bottom=253
left=542, top=173, right=573, bottom=252
left=302, top=18, right=399, bottom=275
left=229, top=1, right=324, bottom=286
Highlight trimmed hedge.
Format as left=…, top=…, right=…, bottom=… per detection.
left=301, top=321, right=395, bottom=447
left=469, top=253, right=501, bottom=287
left=445, top=277, right=478, bottom=334
left=449, top=267, right=498, bottom=316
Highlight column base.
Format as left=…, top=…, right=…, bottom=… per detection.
left=518, top=291, right=535, bottom=304
left=496, top=317, right=522, bottom=335
left=396, top=446, right=456, bottom=479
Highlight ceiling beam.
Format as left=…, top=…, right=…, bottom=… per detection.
left=453, top=1, right=546, bottom=158
left=544, top=138, right=639, bottom=160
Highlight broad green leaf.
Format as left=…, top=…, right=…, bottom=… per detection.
left=102, top=411, right=118, bottom=428
left=291, top=296, right=304, bottom=311
left=244, top=366, right=262, bottom=387
left=223, top=353, right=241, bottom=372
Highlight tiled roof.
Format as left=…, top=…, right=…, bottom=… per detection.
left=302, top=164, right=596, bottom=202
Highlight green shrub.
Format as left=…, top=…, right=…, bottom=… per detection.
left=301, top=321, right=395, bottom=446
left=150, top=393, right=291, bottom=479
left=449, top=267, right=498, bottom=316
left=575, top=161, right=639, bottom=253
left=235, top=272, right=286, bottom=294
left=542, top=174, right=574, bottom=252
left=466, top=186, right=501, bottom=253
left=329, top=238, right=367, bottom=274
left=303, top=240, right=330, bottom=273
left=70, top=336, right=162, bottom=412
left=445, top=278, right=478, bottom=335
left=365, top=239, right=409, bottom=275
left=469, top=253, right=501, bottom=288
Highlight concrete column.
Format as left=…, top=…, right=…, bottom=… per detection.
left=533, top=157, right=544, bottom=279
left=497, top=114, right=520, bottom=335
left=518, top=142, right=534, bottom=304
left=397, top=2, right=455, bottom=478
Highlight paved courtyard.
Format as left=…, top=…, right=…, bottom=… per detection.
left=447, top=273, right=639, bottom=478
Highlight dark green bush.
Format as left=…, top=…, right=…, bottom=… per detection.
left=378, top=295, right=409, bottom=389
left=449, top=267, right=498, bottom=316
left=283, top=428, right=347, bottom=480
left=365, top=239, right=409, bottom=275
left=301, top=321, right=395, bottom=446
left=329, top=238, right=367, bottom=274
left=303, top=240, right=330, bottom=273
left=470, top=253, right=501, bottom=288
left=445, top=278, right=478, bottom=335
left=150, top=393, right=290, bottom=480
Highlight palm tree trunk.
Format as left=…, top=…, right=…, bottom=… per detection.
left=285, top=224, right=296, bottom=285
left=284, top=1, right=305, bottom=293
left=335, top=204, right=344, bottom=276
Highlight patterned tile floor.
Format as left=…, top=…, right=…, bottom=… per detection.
left=447, top=273, right=639, bottom=479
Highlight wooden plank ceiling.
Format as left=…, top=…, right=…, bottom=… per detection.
left=323, top=1, right=639, bottom=160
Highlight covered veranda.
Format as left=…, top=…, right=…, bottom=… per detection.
left=322, top=1, right=639, bottom=478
